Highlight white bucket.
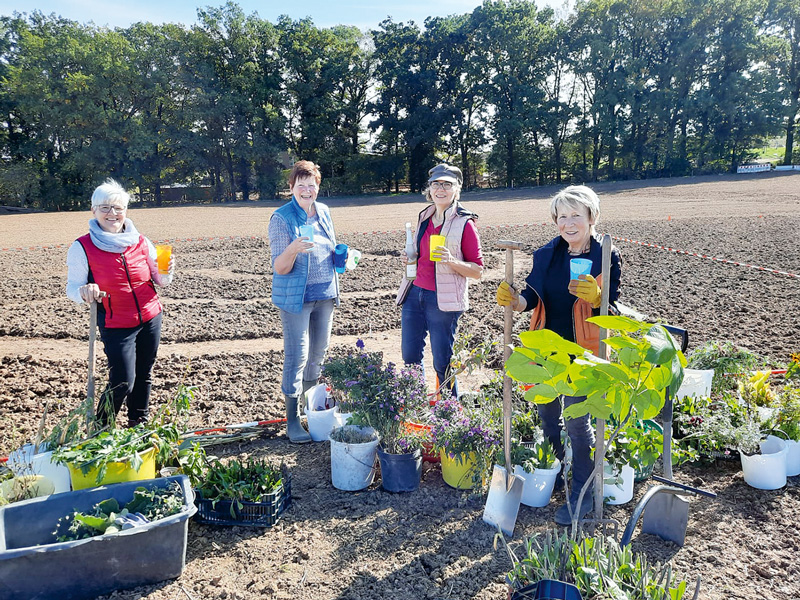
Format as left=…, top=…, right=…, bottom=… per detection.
left=304, top=405, right=338, bottom=442
left=514, top=459, right=561, bottom=508
left=334, top=409, right=353, bottom=427
left=329, top=426, right=379, bottom=491
left=603, top=463, right=635, bottom=505
left=676, top=369, right=714, bottom=399
left=741, top=435, right=788, bottom=490
left=7, top=444, right=72, bottom=494
left=785, top=439, right=800, bottom=477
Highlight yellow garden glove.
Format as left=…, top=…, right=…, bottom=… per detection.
left=496, top=281, right=519, bottom=307
left=570, top=274, right=602, bottom=308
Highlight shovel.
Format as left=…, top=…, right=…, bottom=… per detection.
left=483, top=240, right=525, bottom=537
left=85, top=291, right=107, bottom=433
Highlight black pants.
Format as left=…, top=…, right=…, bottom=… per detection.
left=97, top=312, right=162, bottom=427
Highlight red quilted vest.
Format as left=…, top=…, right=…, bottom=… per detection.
left=78, top=234, right=162, bottom=328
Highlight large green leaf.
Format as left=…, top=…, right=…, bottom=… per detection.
left=587, top=315, right=645, bottom=333
left=505, top=351, right=550, bottom=383
left=519, top=329, right=587, bottom=356
left=644, top=325, right=678, bottom=365
left=523, top=383, right=560, bottom=404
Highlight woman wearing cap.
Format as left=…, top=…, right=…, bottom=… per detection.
left=496, top=185, right=621, bottom=525
left=397, top=163, right=484, bottom=399
left=66, top=179, right=174, bottom=428
left=269, top=160, right=340, bottom=443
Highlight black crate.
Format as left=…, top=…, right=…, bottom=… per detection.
left=193, top=471, right=291, bottom=528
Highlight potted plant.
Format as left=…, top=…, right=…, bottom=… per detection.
left=775, top=384, right=800, bottom=476
left=508, top=439, right=561, bottom=508
left=601, top=434, right=635, bottom=506
left=500, top=528, right=691, bottom=599
left=193, top=457, right=291, bottom=527
left=505, top=316, right=685, bottom=531
left=329, top=424, right=380, bottom=491
left=7, top=398, right=89, bottom=494
left=324, top=342, right=429, bottom=492
left=430, top=395, right=501, bottom=490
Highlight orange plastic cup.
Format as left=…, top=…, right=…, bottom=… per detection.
left=156, top=244, right=172, bottom=274
left=429, top=235, right=446, bottom=261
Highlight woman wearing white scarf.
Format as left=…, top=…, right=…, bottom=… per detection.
left=66, top=179, right=174, bottom=428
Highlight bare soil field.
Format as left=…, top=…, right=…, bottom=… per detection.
left=1, top=172, right=799, bottom=600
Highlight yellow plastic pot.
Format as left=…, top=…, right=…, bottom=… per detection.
left=68, top=446, right=157, bottom=490
left=440, top=450, right=477, bottom=489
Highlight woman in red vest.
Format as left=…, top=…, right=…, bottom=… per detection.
left=66, top=179, right=174, bottom=428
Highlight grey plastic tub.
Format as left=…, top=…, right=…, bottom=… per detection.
left=0, top=475, right=197, bottom=600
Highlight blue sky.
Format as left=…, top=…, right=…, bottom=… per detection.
left=0, top=0, right=570, bottom=30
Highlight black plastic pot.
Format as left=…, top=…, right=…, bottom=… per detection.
left=511, top=579, right=583, bottom=600
left=377, top=447, right=422, bottom=492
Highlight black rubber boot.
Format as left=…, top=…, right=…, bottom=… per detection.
left=285, top=395, right=311, bottom=444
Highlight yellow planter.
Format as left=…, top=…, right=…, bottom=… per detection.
left=67, top=446, right=157, bottom=490
left=440, top=450, right=477, bottom=489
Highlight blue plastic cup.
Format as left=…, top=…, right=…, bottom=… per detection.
left=334, top=243, right=348, bottom=273
left=299, top=224, right=314, bottom=242
left=569, top=258, right=592, bottom=280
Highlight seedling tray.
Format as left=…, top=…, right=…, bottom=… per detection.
left=194, top=471, right=291, bottom=528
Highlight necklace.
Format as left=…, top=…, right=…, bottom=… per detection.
left=567, top=242, right=590, bottom=256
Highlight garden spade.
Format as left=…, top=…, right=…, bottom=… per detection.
left=483, top=240, right=525, bottom=537
left=85, top=291, right=107, bottom=432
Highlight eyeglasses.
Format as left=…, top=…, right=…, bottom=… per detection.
left=430, top=181, right=454, bottom=191
left=97, top=205, right=127, bottom=214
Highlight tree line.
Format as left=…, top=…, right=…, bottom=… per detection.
left=0, top=0, right=798, bottom=210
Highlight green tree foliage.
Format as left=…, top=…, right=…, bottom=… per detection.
left=0, top=0, right=793, bottom=210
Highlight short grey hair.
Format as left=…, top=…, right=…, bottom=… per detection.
left=423, top=182, right=462, bottom=204
left=550, top=185, right=600, bottom=228
left=91, top=179, right=131, bottom=209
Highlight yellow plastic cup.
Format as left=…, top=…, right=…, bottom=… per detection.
left=156, top=244, right=172, bottom=274
left=429, top=235, right=446, bottom=261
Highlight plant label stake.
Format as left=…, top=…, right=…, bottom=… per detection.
left=86, top=292, right=107, bottom=432
left=483, top=240, right=525, bottom=537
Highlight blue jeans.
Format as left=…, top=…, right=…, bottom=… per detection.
left=98, top=311, right=162, bottom=427
left=280, top=299, right=335, bottom=398
left=401, top=286, right=462, bottom=398
left=538, top=395, right=595, bottom=499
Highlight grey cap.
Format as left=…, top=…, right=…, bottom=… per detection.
left=428, top=163, right=463, bottom=185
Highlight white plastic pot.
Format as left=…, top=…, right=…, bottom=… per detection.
left=329, top=426, right=379, bottom=491
left=513, top=459, right=561, bottom=508
left=7, top=445, right=71, bottom=494
left=603, top=463, right=635, bottom=505
left=676, top=369, right=714, bottom=400
left=785, top=439, right=800, bottom=477
left=741, top=435, right=788, bottom=490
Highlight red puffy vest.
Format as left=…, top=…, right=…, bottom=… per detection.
left=78, top=234, right=162, bottom=328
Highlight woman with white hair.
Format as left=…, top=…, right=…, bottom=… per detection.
left=496, top=185, right=621, bottom=525
left=66, top=179, right=174, bottom=428
left=397, top=163, right=484, bottom=399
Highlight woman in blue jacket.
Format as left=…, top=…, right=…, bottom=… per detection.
left=269, top=161, right=339, bottom=443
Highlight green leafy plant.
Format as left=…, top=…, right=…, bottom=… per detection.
left=775, top=386, right=800, bottom=441
left=52, top=425, right=156, bottom=484
left=500, top=528, right=689, bottom=599
left=520, top=439, right=558, bottom=472
left=55, top=481, right=185, bottom=542
left=329, top=426, right=379, bottom=444
left=512, top=409, right=539, bottom=442
left=686, top=340, right=768, bottom=394
left=505, top=316, right=685, bottom=530
left=198, top=457, right=285, bottom=517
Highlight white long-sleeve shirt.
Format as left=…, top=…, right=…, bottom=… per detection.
left=65, top=238, right=170, bottom=304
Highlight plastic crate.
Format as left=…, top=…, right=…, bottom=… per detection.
left=0, top=476, right=196, bottom=600
left=194, top=470, right=291, bottom=528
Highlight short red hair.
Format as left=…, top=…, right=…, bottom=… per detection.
left=289, top=160, right=322, bottom=187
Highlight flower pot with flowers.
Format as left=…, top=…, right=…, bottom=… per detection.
left=323, top=342, right=429, bottom=492
left=430, top=396, right=502, bottom=490
left=506, top=439, right=561, bottom=508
